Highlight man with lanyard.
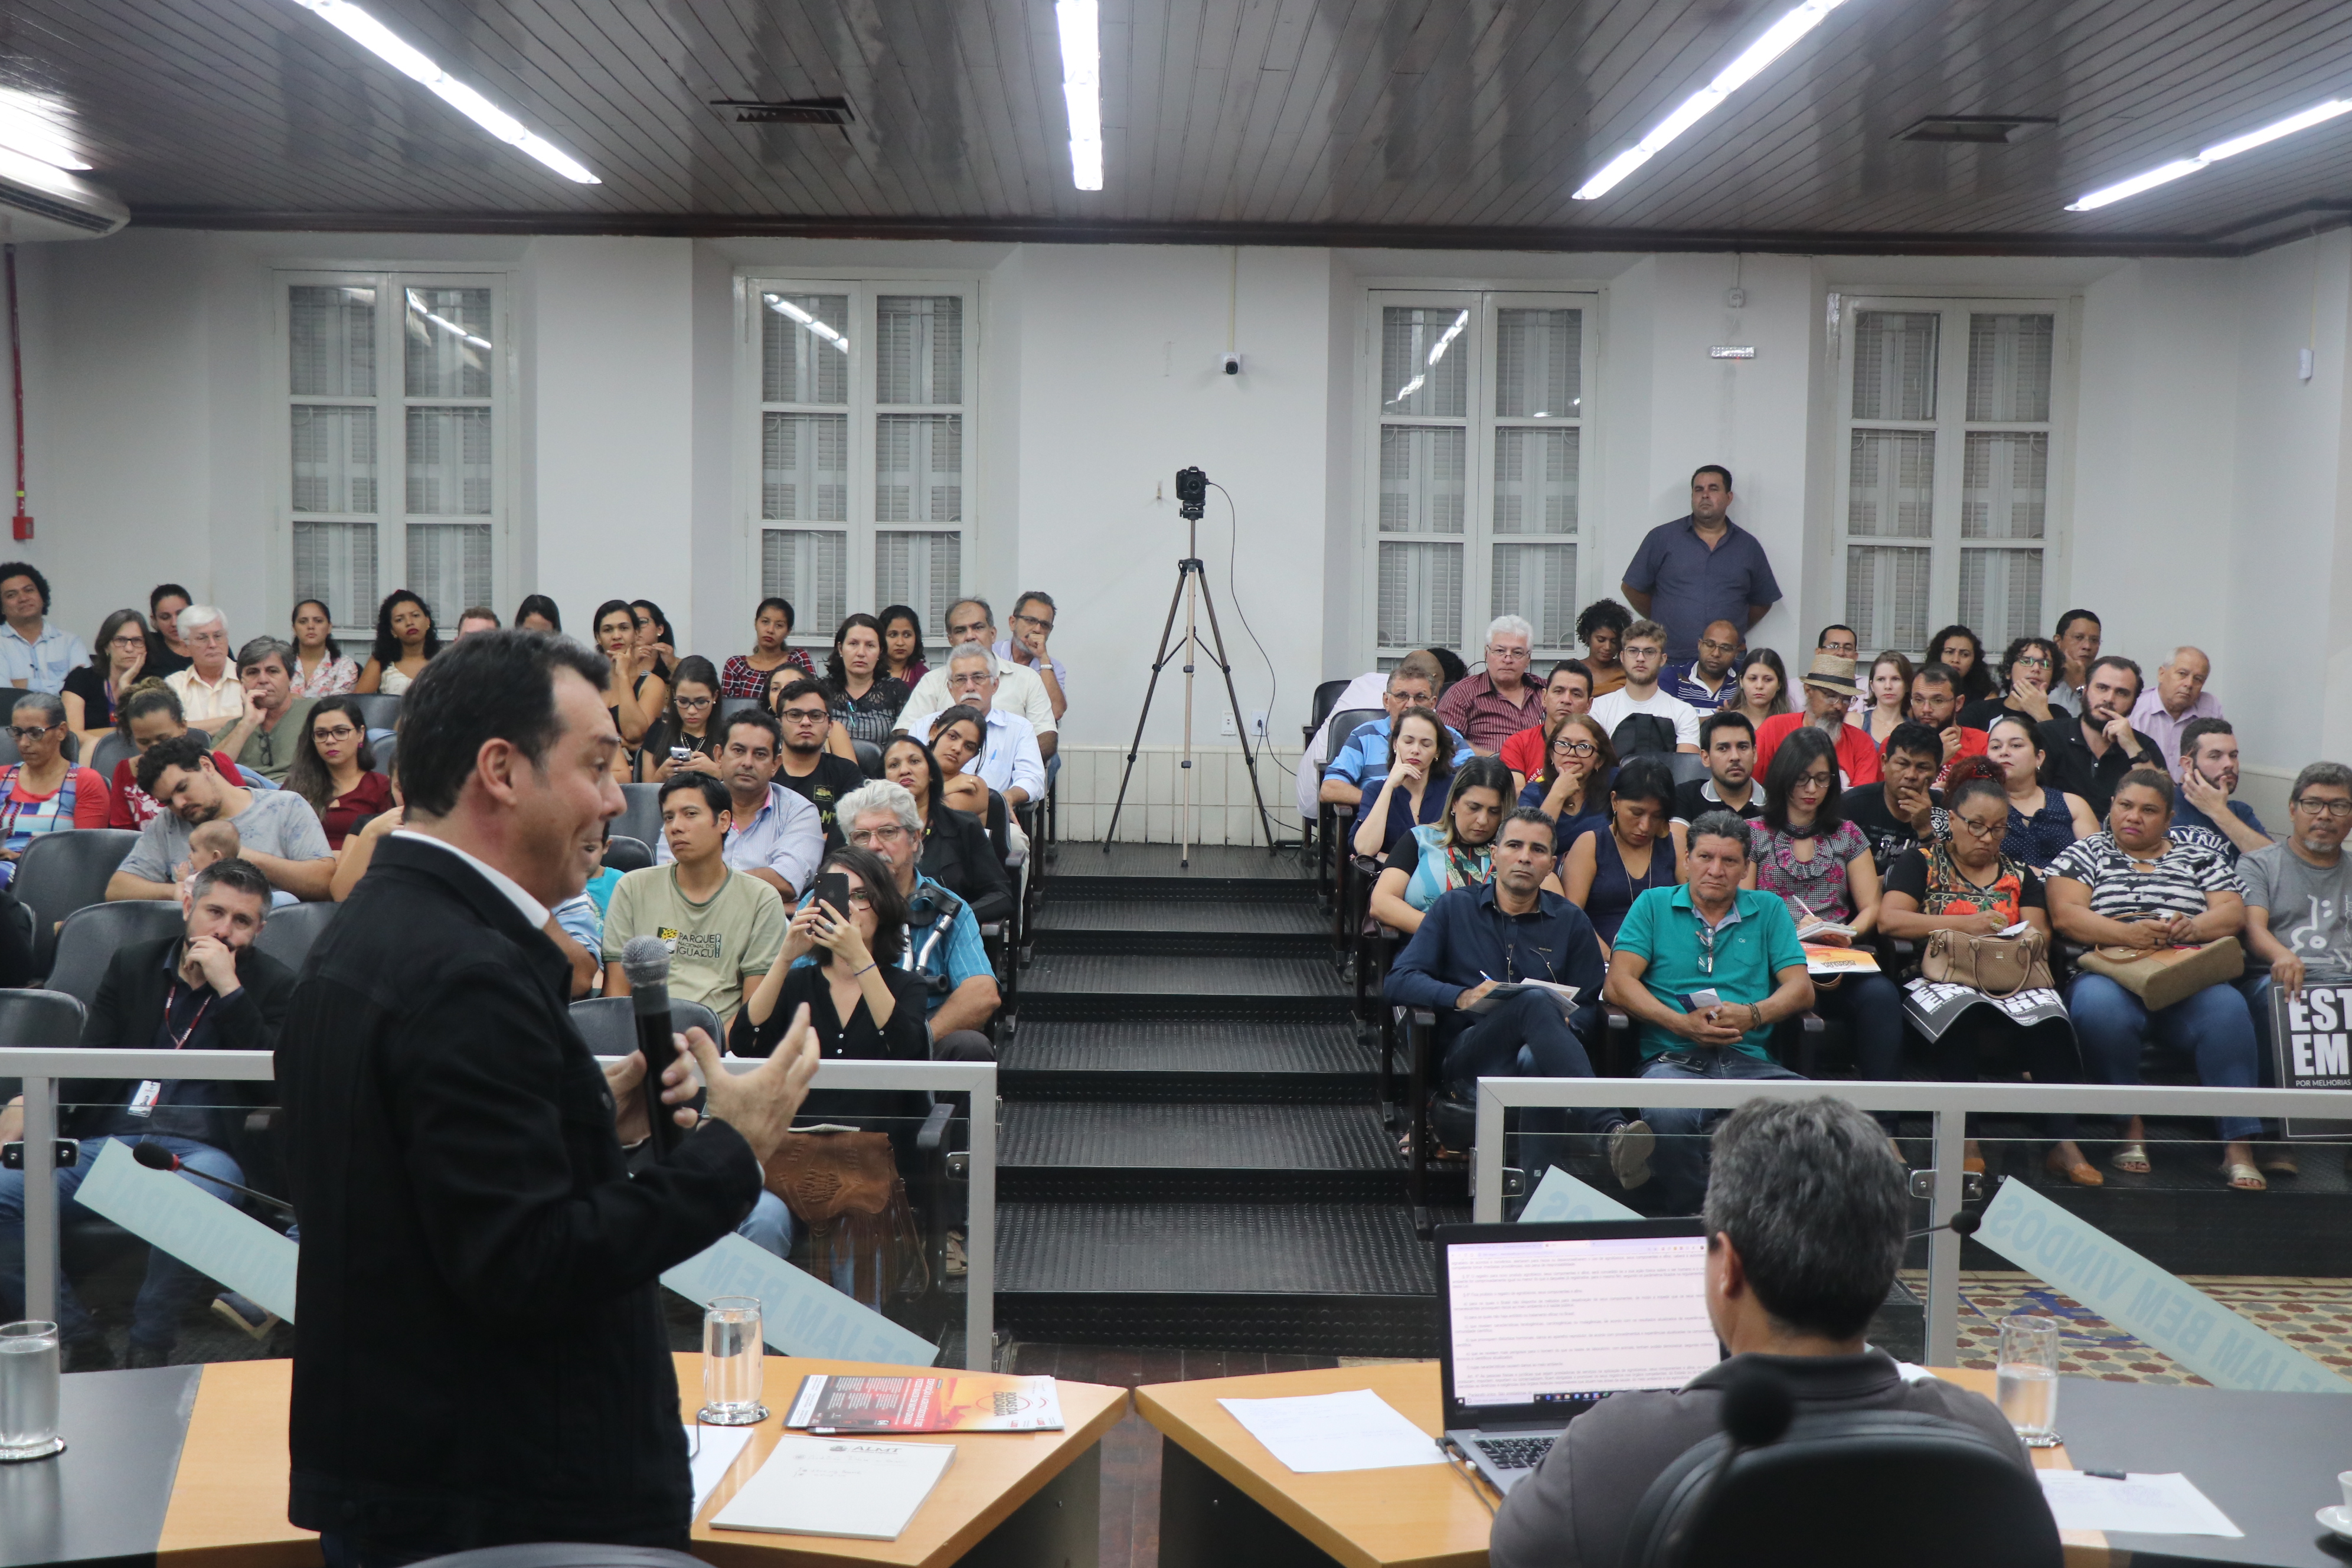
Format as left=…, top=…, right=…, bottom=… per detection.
left=0, top=858, right=294, bottom=1368
left=837, top=780, right=999, bottom=1059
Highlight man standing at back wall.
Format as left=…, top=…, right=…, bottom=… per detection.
left=1621, top=466, right=1782, bottom=665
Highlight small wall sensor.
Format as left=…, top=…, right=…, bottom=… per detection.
left=1220, top=352, right=1242, bottom=375
left=2301, top=347, right=2316, bottom=381
left=1726, top=287, right=1746, bottom=309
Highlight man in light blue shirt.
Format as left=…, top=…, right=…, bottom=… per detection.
left=914, top=643, right=1046, bottom=808
left=0, top=562, right=87, bottom=694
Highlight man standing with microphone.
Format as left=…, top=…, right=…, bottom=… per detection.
left=276, top=631, right=821, bottom=1567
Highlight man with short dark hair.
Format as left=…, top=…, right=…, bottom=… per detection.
left=1295, top=649, right=1450, bottom=819
left=1753, top=653, right=1883, bottom=788
left=655, top=708, right=822, bottom=900
left=0, top=560, right=85, bottom=693
left=897, top=599, right=1057, bottom=755
left=1815, top=623, right=1858, bottom=662
left=1907, top=663, right=1985, bottom=788
left=453, top=607, right=502, bottom=639
left=1500, top=661, right=1593, bottom=786
left=2049, top=608, right=2101, bottom=717
left=0, top=858, right=292, bottom=1369
left=2242, top=762, right=2352, bottom=1004
left=995, top=590, right=1067, bottom=726
left=1590, top=619, right=1701, bottom=754
left=1489, top=1096, right=2031, bottom=1568
left=109, top=736, right=336, bottom=901
left=215, top=637, right=316, bottom=783
left=2170, top=717, right=2270, bottom=864
left=2037, top=654, right=2157, bottom=819
left=771, top=678, right=868, bottom=847
left=1660, top=618, right=1742, bottom=711
left=606, top=774, right=788, bottom=1026
left=1671, top=710, right=1762, bottom=829
left=1620, top=465, right=1782, bottom=662
left=1843, top=722, right=1944, bottom=871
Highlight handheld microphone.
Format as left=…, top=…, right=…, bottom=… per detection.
left=1907, top=1209, right=1982, bottom=1241
left=131, top=1141, right=297, bottom=1216
left=621, top=935, right=687, bottom=1158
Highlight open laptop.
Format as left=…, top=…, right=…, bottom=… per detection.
left=1436, top=1218, right=1721, bottom=1495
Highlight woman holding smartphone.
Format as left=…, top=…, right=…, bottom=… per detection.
left=638, top=656, right=724, bottom=782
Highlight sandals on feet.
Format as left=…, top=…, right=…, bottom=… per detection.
left=2221, top=1160, right=2266, bottom=1192
left=2110, top=1142, right=2151, bottom=1175
left=2044, top=1152, right=2103, bottom=1187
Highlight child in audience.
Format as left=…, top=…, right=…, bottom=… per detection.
left=181, top=819, right=240, bottom=878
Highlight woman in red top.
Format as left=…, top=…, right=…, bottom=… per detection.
left=106, top=680, right=241, bottom=829
left=284, top=696, right=393, bottom=850
left=0, top=692, right=110, bottom=888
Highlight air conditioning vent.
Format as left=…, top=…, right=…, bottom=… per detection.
left=713, top=97, right=854, bottom=126
left=0, top=155, right=127, bottom=239
left=1895, top=115, right=2056, bottom=145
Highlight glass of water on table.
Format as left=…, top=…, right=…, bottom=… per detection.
left=700, top=1298, right=769, bottom=1426
left=1996, top=1313, right=2062, bottom=1447
left=1, top=1319, right=65, bottom=1462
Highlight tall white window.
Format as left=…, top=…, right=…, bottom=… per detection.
left=1364, top=290, right=1597, bottom=664
left=746, top=279, right=976, bottom=653
left=1834, top=296, right=2067, bottom=657
left=280, top=273, right=507, bottom=633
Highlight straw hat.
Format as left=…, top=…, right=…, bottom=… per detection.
left=1799, top=652, right=1858, bottom=695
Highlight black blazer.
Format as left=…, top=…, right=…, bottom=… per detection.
left=921, top=803, right=1014, bottom=923
left=276, top=834, right=765, bottom=1553
left=64, top=936, right=294, bottom=1148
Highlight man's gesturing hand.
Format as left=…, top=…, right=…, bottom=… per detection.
left=678, top=1010, right=821, bottom=1166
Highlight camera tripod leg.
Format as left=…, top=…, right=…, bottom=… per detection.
left=1102, top=563, right=1193, bottom=849
left=1191, top=570, right=1280, bottom=854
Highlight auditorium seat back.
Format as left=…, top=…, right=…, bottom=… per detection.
left=615, top=783, right=663, bottom=850
left=47, top=901, right=187, bottom=1007
left=0, top=987, right=88, bottom=1050
left=256, top=900, right=338, bottom=975
left=569, top=995, right=724, bottom=1056
left=603, top=834, right=655, bottom=874
left=89, top=731, right=135, bottom=781
left=1668, top=752, right=1712, bottom=785
left=854, top=739, right=884, bottom=779
left=716, top=695, right=766, bottom=726
left=15, top=829, right=139, bottom=974
left=1324, top=708, right=1386, bottom=769
left=350, top=693, right=404, bottom=734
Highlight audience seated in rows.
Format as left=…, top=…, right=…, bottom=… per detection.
left=0, top=561, right=87, bottom=694
left=1755, top=651, right=1883, bottom=789
left=1981, top=713, right=2099, bottom=870
left=1670, top=711, right=1762, bottom=832
left=286, top=600, right=358, bottom=697
left=1907, top=662, right=1986, bottom=789
left=1319, top=655, right=1468, bottom=813
left=0, top=858, right=290, bottom=1370
left=64, top=609, right=155, bottom=747
left=637, top=655, right=724, bottom=782
left=1841, top=721, right=1942, bottom=870
left=1295, top=647, right=1454, bottom=819
left=283, top=696, right=393, bottom=851
left=110, top=736, right=335, bottom=903
left=835, top=780, right=999, bottom=1050
left=1487, top=1096, right=2031, bottom=1568
left=653, top=708, right=821, bottom=901
left=1353, top=707, right=1454, bottom=859
left=775, top=677, right=870, bottom=845
left=166, top=605, right=245, bottom=728
left=827, top=615, right=911, bottom=747
left=603, top=773, right=786, bottom=1027
left=355, top=590, right=439, bottom=697
left=2169, top=717, right=2271, bottom=864
left=900, top=600, right=1058, bottom=759
left=1561, top=756, right=1681, bottom=949
left=1658, top=618, right=1742, bottom=713
left=109, top=681, right=241, bottom=828
left=216, top=638, right=315, bottom=785
left=1367, top=757, right=1533, bottom=936
left=1958, top=635, right=2060, bottom=731
left=1518, top=713, right=1613, bottom=845
left=0, top=692, right=109, bottom=887
left=2037, top=655, right=2157, bottom=820
left=1590, top=618, right=1701, bottom=756
left=1500, top=659, right=1592, bottom=786
left=1574, top=597, right=1632, bottom=697
left=878, top=734, right=1014, bottom=922
left=908, top=645, right=1044, bottom=813
left=1438, top=615, right=1543, bottom=756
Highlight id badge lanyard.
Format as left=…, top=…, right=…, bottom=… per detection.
left=130, top=978, right=214, bottom=1118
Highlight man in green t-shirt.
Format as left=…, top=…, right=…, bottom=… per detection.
left=214, top=638, right=315, bottom=785
left=602, top=774, right=786, bottom=1025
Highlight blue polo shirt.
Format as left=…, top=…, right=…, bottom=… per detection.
left=0, top=619, right=89, bottom=695
left=1324, top=721, right=1476, bottom=793
left=1621, top=517, right=1782, bottom=663
left=1660, top=660, right=1734, bottom=711
left=1611, top=883, right=1806, bottom=1061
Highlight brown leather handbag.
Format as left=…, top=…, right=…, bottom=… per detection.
left=2077, top=936, right=2244, bottom=1013
left=1921, top=927, right=2054, bottom=998
left=763, top=1129, right=928, bottom=1303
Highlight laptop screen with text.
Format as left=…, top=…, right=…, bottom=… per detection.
left=1446, top=1233, right=1719, bottom=1409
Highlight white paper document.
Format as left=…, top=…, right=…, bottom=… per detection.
left=710, top=1433, right=955, bottom=1540
left=1216, top=1389, right=1446, bottom=1474
left=2037, top=1471, right=2244, bottom=1537
left=685, top=1425, right=753, bottom=1515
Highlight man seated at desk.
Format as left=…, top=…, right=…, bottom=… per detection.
left=1488, top=1096, right=2031, bottom=1568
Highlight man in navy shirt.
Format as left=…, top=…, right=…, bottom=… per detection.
left=1621, top=466, right=1783, bottom=664
left=2170, top=718, right=2270, bottom=864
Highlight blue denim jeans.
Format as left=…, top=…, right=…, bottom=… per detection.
left=2066, top=974, right=2261, bottom=1142
left=0, top=1134, right=244, bottom=1353
left=1639, top=1050, right=1809, bottom=1214
left=1444, top=989, right=1611, bottom=1176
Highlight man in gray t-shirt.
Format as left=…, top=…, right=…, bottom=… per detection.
left=105, top=736, right=336, bottom=903
left=2234, top=764, right=2352, bottom=1084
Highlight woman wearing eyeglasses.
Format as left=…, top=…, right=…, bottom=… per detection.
left=731, top=845, right=928, bottom=1074
left=1518, top=713, right=1616, bottom=847
left=637, top=656, right=724, bottom=784
left=63, top=609, right=153, bottom=751
left=0, top=692, right=109, bottom=887
left=284, top=696, right=391, bottom=850
left=1958, top=636, right=2061, bottom=731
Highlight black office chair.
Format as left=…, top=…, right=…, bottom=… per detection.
left=373, top=733, right=398, bottom=779
left=1622, top=1371, right=2061, bottom=1568
left=409, top=1546, right=705, bottom=1568
left=716, top=695, right=766, bottom=725
left=854, top=739, right=884, bottom=778
left=568, top=995, right=724, bottom=1056
left=88, top=731, right=135, bottom=780
left=1667, top=752, right=1712, bottom=785
left=0, top=987, right=88, bottom=1048
left=14, top=828, right=139, bottom=974
left=1321, top=709, right=1387, bottom=940
left=350, top=693, right=404, bottom=734
left=603, top=834, right=655, bottom=874
left=256, top=900, right=337, bottom=974
left=615, top=782, right=663, bottom=848
left=45, top=901, right=187, bottom=1005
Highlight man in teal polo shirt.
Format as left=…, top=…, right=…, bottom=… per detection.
left=1605, top=809, right=1815, bottom=1211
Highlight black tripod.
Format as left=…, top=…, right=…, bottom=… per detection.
left=1103, top=499, right=1278, bottom=865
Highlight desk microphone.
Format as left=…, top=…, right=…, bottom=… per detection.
left=1907, top=1210, right=1982, bottom=1241
left=131, top=1141, right=297, bottom=1216
left=622, top=935, right=688, bottom=1158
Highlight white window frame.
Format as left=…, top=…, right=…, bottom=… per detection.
left=1828, top=291, right=2076, bottom=659
left=737, top=275, right=980, bottom=656
left=273, top=267, right=514, bottom=636
left=1358, top=288, right=1602, bottom=667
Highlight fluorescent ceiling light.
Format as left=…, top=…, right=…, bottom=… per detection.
left=0, top=88, right=90, bottom=171
left=1054, top=0, right=1103, bottom=191
left=289, top=0, right=600, bottom=184
left=1573, top=0, right=1854, bottom=201
left=2066, top=96, right=2352, bottom=211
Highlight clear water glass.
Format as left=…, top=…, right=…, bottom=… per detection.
left=0, top=1320, right=64, bottom=1461
left=1995, top=1313, right=2061, bottom=1447
left=700, top=1297, right=767, bottom=1426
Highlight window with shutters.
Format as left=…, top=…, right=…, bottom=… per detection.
left=1832, top=295, right=2069, bottom=659
left=1363, top=290, right=1598, bottom=665
left=279, top=272, right=507, bottom=634
left=744, top=279, right=976, bottom=656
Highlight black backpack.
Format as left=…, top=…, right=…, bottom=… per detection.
left=1611, top=712, right=1680, bottom=758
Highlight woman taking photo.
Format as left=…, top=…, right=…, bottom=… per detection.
left=512, top=594, right=561, bottom=634
left=1926, top=624, right=1995, bottom=704
left=1958, top=636, right=2061, bottom=731
left=63, top=609, right=151, bottom=748
left=1368, top=757, right=1531, bottom=935
left=284, top=696, right=392, bottom=850
left=592, top=597, right=667, bottom=752
left=1730, top=648, right=1791, bottom=731
left=1746, top=726, right=1906, bottom=1101
left=926, top=705, right=997, bottom=819
left=1982, top=712, right=2098, bottom=870
left=289, top=599, right=359, bottom=697
left=878, top=604, right=930, bottom=687
left=2047, top=769, right=2266, bottom=1188
left=1879, top=758, right=2096, bottom=1185
left=730, top=844, right=929, bottom=1082
left=1353, top=707, right=1453, bottom=860
left=880, top=735, right=1012, bottom=920
left=1517, top=713, right=1615, bottom=849
left=827, top=613, right=911, bottom=746
left=631, top=600, right=678, bottom=684
left=638, top=656, right=725, bottom=783
left=723, top=597, right=815, bottom=698
left=355, top=590, right=440, bottom=696
left=0, top=693, right=108, bottom=887
left=1560, top=756, right=1679, bottom=949
left=1854, top=651, right=1915, bottom=745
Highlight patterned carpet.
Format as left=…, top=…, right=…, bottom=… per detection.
left=1902, top=1270, right=2352, bottom=1385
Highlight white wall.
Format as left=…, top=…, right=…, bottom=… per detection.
left=15, top=226, right=2351, bottom=838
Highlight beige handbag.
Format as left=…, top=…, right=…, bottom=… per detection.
left=2076, top=936, right=2244, bottom=1013
left=1921, top=927, right=2053, bottom=998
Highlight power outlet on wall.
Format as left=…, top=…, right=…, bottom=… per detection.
left=1250, top=711, right=1268, bottom=739
left=1220, top=710, right=1237, bottom=736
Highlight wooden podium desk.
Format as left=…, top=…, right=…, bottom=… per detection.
left=1137, top=1361, right=2112, bottom=1568
left=1, top=1356, right=1123, bottom=1568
